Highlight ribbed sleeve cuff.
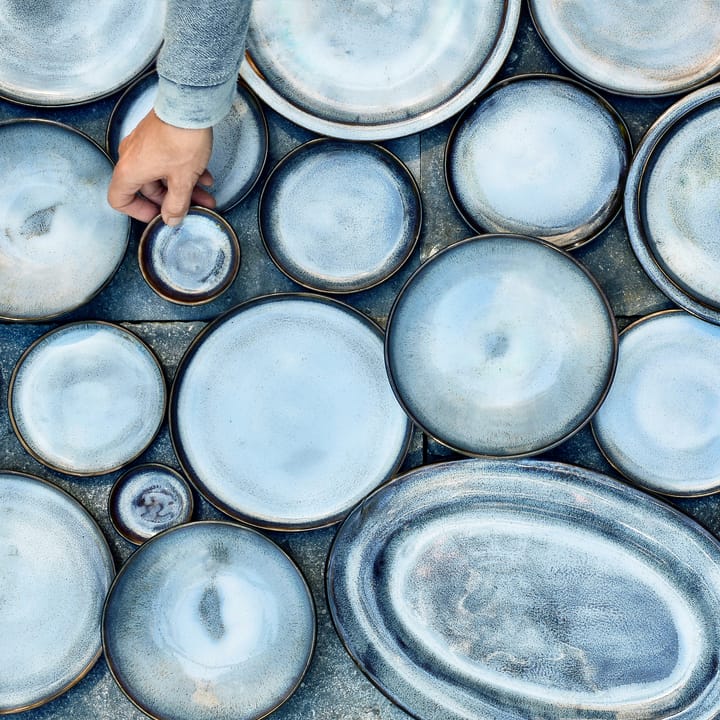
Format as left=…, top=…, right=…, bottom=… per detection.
left=153, top=75, right=238, bottom=129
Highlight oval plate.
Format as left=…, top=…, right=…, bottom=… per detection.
left=0, top=471, right=114, bottom=714
left=259, top=139, right=421, bottom=293
left=170, top=294, right=411, bottom=530
left=0, top=120, right=129, bottom=321
left=327, top=458, right=720, bottom=720
left=241, top=0, right=521, bottom=140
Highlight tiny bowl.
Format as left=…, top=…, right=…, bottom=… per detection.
left=138, top=207, right=241, bottom=305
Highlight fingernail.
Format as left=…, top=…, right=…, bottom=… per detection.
left=164, top=215, right=182, bottom=227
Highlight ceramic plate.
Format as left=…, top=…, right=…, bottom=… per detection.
left=0, top=120, right=129, bottom=321
left=446, top=74, right=631, bottom=249
left=328, top=458, right=720, bottom=720
left=107, top=73, right=267, bottom=212
left=103, top=521, right=315, bottom=720
left=0, top=471, right=114, bottom=713
left=528, top=0, right=720, bottom=96
left=9, top=322, right=166, bottom=476
left=259, top=139, right=421, bottom=292
left=0, top=1, right=164, bottom=105
left=386, top=235, right=616, bottom=457
left=593, top=311, right=720, bottom=497
left=109, top=464, right=194, bottom=544
left=626, top=84, right=720, bottom=324
left=170, top=294, right=411, bottom=529
left=240, top=0, right=521, bottom=139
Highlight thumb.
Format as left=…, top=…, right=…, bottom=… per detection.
left=161, top=177, right=195, bottom=226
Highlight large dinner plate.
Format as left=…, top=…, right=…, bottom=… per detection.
left=103, top=521, right=315, bottom=720
left=0, top=0, right=165, bottom=106
left=9, top=322, right=166, bottom=476
left=0, top=120, right=129, bottom=321
left=170, top=294, right=411, bottom=529
left=327, top=458, right=720, bottom=719
left=625, top=84, right=720, bottom=325
left=528, top=0, right=720, bottom=96
left=240, top=0, right=521, bottom=139
left=385, top=235, right=617, bottom=457
left=592, top=310, right=720, bottom=497
left=0, top=471, right=115, bottom=714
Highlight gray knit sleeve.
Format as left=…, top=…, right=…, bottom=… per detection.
left=154, top=0, right=252, bottom=128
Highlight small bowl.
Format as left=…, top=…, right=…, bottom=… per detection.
left=138, top=207, right=240, bottom=305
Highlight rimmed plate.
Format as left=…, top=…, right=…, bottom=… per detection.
left=109, top=464, right=194, bottom=544
left=107, top=72, right=268, bottom=212
left=0, top=471, right=114, bottom=714
left=385, top=235, right=617, bottom=457
left=170, top=293, right=411, bottom=530
left=592, top=310, right=720, bottom=497
left=259, top=139, right=421, bottom=293
left=0, top=1, right=164, bottom=106
left=625, top=84, right=720, bottom=324
left=0, top=119, right=129, bottom=321
left=446, top=74, right=631, bottom=249
left=240, top=0, right=521, bottom=140
left=528, top=0, right=720, bottom=96
left=327, top=458, right=720, bottom=720
left=103, top=521, right=315, bottom=720
left=9, top=321, right=166, bottom=476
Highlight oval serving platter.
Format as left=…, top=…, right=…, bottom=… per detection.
left=0, top=471, right=115, bottom=714
left=170, top=293, right=411, bottom=530
left=446, top=74, right=631, bottom=249
left=107, top=72, right=268, bottom=212
left=241, top=0, right=521, bottom=139
left=103, top=521, right=315, bottom=720
left=259, top=139, right=421, bottom=293
left=528, top=0, right=720, bottom=96
left=593, top=310, right=720, bottom=497
left=9, top=322, right=166, bottom=476
left=0, top=120, right=129, bottom=321
left=327, top=458, right=720, bottom=720
left=0, top=0, right=165, bottom=106
left=385, top=235, right=617, bottom=457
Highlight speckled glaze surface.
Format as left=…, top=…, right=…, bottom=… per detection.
left=446, top=74, right=630, bottom=249
left=103, top=521, right=315, bottom=720
left=241, top=0, right=521, bottom=139
left=109, top=464, right=194, bottom=544
left=170, top=294, right=411, bottom=529
left=385, top=235, right=617, bottom=457
left=107, top=74, right=267, bottom=212
left=0, top=120, right=129, bottom=320
left=0, top=0, right=165, bottom=106
left=593, top=311, right=720, bottom=497
left=328, top=458, right=720, bottom=720
left=9, top=322, right=166, bottom=476
left=529, top=0, right=720, bottom=96
left=0, top=471, right=114, bottom=714
left=259, top=139, right=421, bottom=292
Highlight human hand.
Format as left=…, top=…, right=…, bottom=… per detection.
left=107, top=110, right=214, bottom=226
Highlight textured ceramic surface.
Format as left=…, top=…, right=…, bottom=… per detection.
left=260, top=139, right=421, bottom=292
left=529, top=0, right=720, bottom=96
left=593, top=311, right=720, bottom=497
left=139, top=208, right=241, bottom=305
left=328, top=458, right=720, bottom=720
left=107, top=73, right=267, bottom=212
left=103, top=521, right=315, bottom=720
left=446, top=74, right=630, bottom=249
left=386, top=236, right=617, bottom=457
left=0, top=472, right=114, bottom=714
left=0, top=1, right=164, bottom=105
left=109, top=464, right=194, bottom=544
left=241, top=0, right=521, bottom=139
left=0, top=120, right=129, bottom=320
left=9, top=322, right=166, bottom=475
left=171, top=294, right=411, bottom=529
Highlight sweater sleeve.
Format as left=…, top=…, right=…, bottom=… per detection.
left=154, top=0, right=252, bottom=128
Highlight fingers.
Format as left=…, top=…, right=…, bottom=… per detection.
left=161, top=177, right=196, bottom=226
left=107, top=169, right=160, bottom=224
